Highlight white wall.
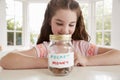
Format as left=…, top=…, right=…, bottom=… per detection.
left=111, top=0, right=120, bottom=50
left=0, top=0, right=7, bottom=49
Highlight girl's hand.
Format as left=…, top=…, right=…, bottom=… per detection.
left=74, top=52, right=88, bottom=66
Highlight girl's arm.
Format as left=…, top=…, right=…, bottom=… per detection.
left=75, top=47, right=120, bottom=66
left=0, top=48, right=48, bottom=69
left=86, top=47, right=120, bottom=66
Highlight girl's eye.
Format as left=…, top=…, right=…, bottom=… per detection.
left=69, top=24, right=74, bottom=27
left=56, top=23, right=63, bottom=26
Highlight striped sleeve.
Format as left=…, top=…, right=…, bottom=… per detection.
left=80, top=40, right=98, bottom=56
left=73, top=40, right=98, bottom=56
left=34, top=43, right=48, bottom=58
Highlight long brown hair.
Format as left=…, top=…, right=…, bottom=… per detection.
left=37, top=0, right=90, bottom=44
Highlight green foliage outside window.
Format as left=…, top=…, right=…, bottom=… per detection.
left=7, top=18, right=14, bottom=30
left=30, top=33, right=38, bottom=44
left=95, top=0, right=112, bottom=46
left=7, top=18, right=22, bottom=45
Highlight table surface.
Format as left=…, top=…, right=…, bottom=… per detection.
left=0, top=65, right=120, bottom=80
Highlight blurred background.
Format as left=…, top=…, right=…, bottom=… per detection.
left=0, top=0, right=120, bottom=51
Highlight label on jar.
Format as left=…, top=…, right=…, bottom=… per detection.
left=48, top=52, right=74, bottom=68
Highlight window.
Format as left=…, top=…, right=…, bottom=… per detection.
left=79, top=0, right=112, bottom=47
left=6, top=0, right=23, bottom=46
left=95, top=0, right=112, bottom=46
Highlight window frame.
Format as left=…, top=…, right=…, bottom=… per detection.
left=6, top=0, right=23, bottom=47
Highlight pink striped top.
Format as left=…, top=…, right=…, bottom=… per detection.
left=34, top=40, right=98, bottom=58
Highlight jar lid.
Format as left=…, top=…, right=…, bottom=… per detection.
left=50, top=34, right=71, bottom=41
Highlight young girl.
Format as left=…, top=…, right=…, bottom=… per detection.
left=0, top=0, right=120, bottom=69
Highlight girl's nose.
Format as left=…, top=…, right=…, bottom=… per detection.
left=61, top=27, right=69, bottom=34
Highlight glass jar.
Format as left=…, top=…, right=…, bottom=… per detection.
left=48, top=34, right=74, bottom=76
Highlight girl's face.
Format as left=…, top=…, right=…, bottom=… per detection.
left=51, top=9, right=77, bottom=35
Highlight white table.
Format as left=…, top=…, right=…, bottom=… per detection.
left=0, top=65, right=120, bottom=80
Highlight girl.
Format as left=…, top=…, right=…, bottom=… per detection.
left=0, top=0, right=120, bottom=69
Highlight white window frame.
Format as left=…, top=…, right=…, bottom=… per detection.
left=95, top=0, right=112, bottom=47
left=6, top=0, right=24, bottom=49
left=79, top=0, right=112, bottom=48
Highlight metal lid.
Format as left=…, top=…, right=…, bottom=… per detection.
left=50, top=34, right=71, bottom=41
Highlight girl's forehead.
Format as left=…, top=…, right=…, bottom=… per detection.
left=52, top=9, right=77, bottom=22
